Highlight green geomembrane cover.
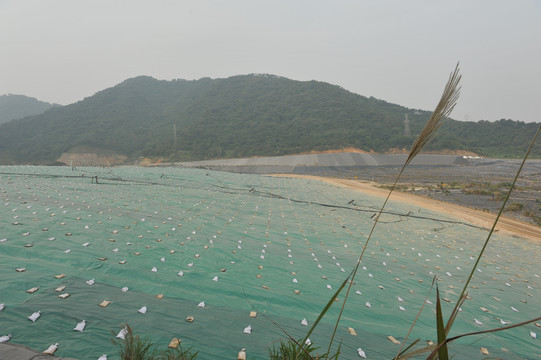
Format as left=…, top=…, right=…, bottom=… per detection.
left=0, top=166, right=539, bottom=359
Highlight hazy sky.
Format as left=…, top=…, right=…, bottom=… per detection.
left=1, top=0, right=540, bottom=123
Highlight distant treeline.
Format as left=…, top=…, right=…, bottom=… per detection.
left=0, top=74, right=538, bottom=165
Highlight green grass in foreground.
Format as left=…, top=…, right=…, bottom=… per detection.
left=112, top=325, right=199, bottom=360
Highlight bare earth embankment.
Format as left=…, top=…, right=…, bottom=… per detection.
left=274, top=174, right=541, bottom=243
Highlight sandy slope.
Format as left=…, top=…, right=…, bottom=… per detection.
left=274, top=174, right=541, bottom=243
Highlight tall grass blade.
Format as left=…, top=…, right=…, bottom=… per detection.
left=443, top=292, right=467, bottom=336
left=434, top=286, right=449, bottom=360
left=325, top=63, right=462, bottom=357
left=395, top=339, right=421, bottom=359
left=298, top=274, right=351, bottom=357
left=269, top=338, right=317, bottom=360
left=159, top=345, right=199, bottom=360
left=262, top=312, right=319, bottom=359
left=394, top=276, right=436, bottom=359
left=396, top=342, right=436, bottom=360
left=450, top=121, right=541, bottom=327
left=425, top=122, right=541, bottom=359
left=398, top=292, right=467, bottom=359
left=426, top=316, right=541, bottom=360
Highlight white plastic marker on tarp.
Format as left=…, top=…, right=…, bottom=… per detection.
left=43, top=343, right=58, bottom=355
left=116, top=327, right=128, bottom=339
left=28, top=311, right=41, bottom=322
left=74, top=320, right=86, bottom=332
left=0, top=334, right=11, bottom=343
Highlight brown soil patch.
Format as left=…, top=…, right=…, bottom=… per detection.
left=273, top=174, right=541, bottom=243
left=384, top=148, right=409, bottom=154
left=58, top=152, right=127, bottom=166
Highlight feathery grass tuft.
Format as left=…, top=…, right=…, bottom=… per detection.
left=111, top=324, right=157, bottom=360
left=323, top=63, right=462, bottom=357
left=159, top=346, right=199, bottom=360
left=112, top=324, right=199, bottom=360
left=270, top=338, right=340, bottom=360
left=406, top=63, right=461, bottom=166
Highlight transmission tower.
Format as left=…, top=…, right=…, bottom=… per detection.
left=404, top=114, right=411, bottom=137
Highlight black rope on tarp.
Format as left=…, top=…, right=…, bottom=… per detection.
left=0, top=169, right=487, bottom=231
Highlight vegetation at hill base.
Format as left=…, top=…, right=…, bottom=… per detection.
left=0, top=74, right=538, bottom=165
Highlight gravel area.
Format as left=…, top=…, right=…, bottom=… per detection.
left=301, top=158, right=541, bottom=226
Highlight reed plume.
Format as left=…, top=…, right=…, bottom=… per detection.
left=406, top=63, right=461, bottom=166
left=321, top=63, right=462, bottom=357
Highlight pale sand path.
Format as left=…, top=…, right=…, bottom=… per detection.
left=273, top=174, right=541, bottom=243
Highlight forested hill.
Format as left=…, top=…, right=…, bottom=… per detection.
left=0, top=74, right=539, bottom=165
left=0, top=94, right=59, bottom=125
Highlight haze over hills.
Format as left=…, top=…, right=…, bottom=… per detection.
left=0, top=94, right=60, bottom=125
left=0, top=74, right=538, bottom=165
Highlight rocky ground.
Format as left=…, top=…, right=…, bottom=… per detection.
left=306, top=158, right=541, bottom=226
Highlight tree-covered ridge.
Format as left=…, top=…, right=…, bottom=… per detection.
left=0, top=94, right=59, bottom=125
left=0, top=74, right=538, bottom=165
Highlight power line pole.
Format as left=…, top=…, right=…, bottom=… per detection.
left=404, top=114, right=411, bottom=137
left=173, top=124, right=177, bottom=147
